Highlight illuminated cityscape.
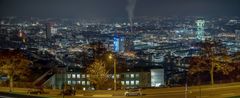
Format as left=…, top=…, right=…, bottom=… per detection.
left=0, top=0, right=240, bottom=98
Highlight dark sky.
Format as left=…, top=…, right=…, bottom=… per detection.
left=0, top=0, right=240, bottom=18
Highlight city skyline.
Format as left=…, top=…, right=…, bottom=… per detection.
left=1, top=0, right=240, bottom=98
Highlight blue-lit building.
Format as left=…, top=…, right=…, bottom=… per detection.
left=113, top=33, right=125, bottom=53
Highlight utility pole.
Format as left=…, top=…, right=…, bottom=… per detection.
left=114, top=58, right=117, bottom=91
left=185, top=70, right=188, bottom=98
left=198, top=73, right=202, bottom=98
left=109, top=53, right=117, bottom=91
left=62, top=69, right=64, bottom=98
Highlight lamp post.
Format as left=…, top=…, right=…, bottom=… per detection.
left=59, top=65, right=67, bottom=98
left=198, top=73, right=202, bottom=98
left=185, top=70, right=188, bottom=98
left=59, top=66, right=66, bottom=98
left=62, top=70, right=64, bottom=98
left=109, top=54, right=117, bottom=91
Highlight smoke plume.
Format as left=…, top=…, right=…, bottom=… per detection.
left=126, top=0, right=136, bottom=33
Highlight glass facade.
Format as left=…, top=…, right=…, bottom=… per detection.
left=151, top=69, right=164, bottom=87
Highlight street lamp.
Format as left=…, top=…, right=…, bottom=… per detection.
left=185, top=70, right=188, bottom=98
left=62, top=69, right=64, bottom=98
left=109, top=53, right=117, bottom=91
left=59, top=66, right=66, bottom=98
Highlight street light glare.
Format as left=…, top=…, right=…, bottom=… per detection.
left=109, top=54, right=113, bottom=59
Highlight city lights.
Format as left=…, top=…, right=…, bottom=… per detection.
left=0, top=0, right=240, bottom=98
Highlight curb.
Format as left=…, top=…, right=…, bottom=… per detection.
left=75, top=94, right=84, bottom=96
left=92, top=94, right=113, bottom=97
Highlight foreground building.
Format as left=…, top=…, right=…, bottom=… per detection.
left=44, top=67, right=164, bottom=90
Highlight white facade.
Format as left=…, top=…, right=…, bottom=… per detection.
left=151, top=69, right=164, bottom=87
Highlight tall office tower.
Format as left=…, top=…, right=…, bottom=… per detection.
left=124, top=36, right=134, bottom=52
left=113, top=33, right=125, bottom=53
left=113, top=33, right=120, bottom=52
left=46, top=23, right=52, bottom=40
left=18, top=30, right=26, bottom=43
left=45, top=23, right=52, bottom=47
left=119, top=36, right=125, bottom=53
left=235, top=30, right=240, bottom=41
left=18, top=30, right=28, bottom=48
left=196, top=20, right=205, bottom=41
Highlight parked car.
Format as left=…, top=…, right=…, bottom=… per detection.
left=27, top=87, right=49, bottom=95
left=124, top=89, right=142, bottom=96
left=59, top=86, right=76, bottom=96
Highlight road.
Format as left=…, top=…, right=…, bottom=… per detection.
left=72, top=84, right=240, bottom=98
left=0, top=92, right=45, bottom=98
left=1, top=83, right=240, bottom=98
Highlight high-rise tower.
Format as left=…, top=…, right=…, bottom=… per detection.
left=45, top=23, right=52, bottom=47
left=113, top=33, right=120, bottom=52
left=46, top=23, right=52, bottom=41
left=196, top=20, right=205, bottom=41
left=113, top=33, right=125, bottom=53
left=235, top=30, right=240, bottom=41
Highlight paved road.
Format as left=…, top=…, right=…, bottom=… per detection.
left=70, top=84, right=240, bottom=98
left=0, top=92, right=46, bottom=98
left=1, top=83, right=240, bottom=98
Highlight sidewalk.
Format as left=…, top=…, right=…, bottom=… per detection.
left=0, top=87, right=124, bottom=97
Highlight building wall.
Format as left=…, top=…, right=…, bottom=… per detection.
left=44, top=72, right=91, bottom=90
left=151, top=69, right=165, bottom=87
left=45, top=69, right=163, bottom=89
left=120, top=72, right=141, bottom=88
left=65, top=73, right=91, bottom=90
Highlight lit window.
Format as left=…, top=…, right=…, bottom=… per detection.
left=121, top=81, right=125, bottom=85
left=77, top=81, right=81, bottom=84
left=77, top=74, right=80, bottom=78
left=117, top=74, right=120, bottom=78
left=67, top=74, right=71, bottom=78
left=87, top=81, right=90, bottom=85
left=126, top=74, right=129, bottom=78
left=135, top=74, right=139, bottom=78
left=67, top=81, right=71, bottom=85
left=72, top=74, right=76, bottom=78
left=82, top=74, right=85, bottom=78
left=126, top=81, right=129, bottom=85
left=82, top=81, right=86, bottom=85
left=131, top=81, right=134, bottom=85
left=86, top=74, right=90, bottom=78
left=131, top=74, right=134, bottom=78
left=72, top=81, right=76, bottom=84
left=112, top=75, right=114, bottom=79
left=136, top=80, right=139, bottom=85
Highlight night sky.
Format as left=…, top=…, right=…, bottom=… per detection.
left=0, top=0, right=240, bottom=18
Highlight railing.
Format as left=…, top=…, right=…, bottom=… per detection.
left=33, top=69, right=54, bottom=86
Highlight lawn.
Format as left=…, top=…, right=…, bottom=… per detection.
left=229, top=96, right=240, bottom=98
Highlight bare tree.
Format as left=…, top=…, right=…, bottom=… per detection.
left=189, top=40, right=234, bottom=85
left=86, top=60, right=109, bottom=89
left=0, top=50, right=31, bottom=92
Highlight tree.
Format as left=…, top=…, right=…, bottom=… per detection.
left=189, top=40, right=234, bottom=85
left=86, top=60, right=109, bottom=89
left=0, top=50, right=31, bottom=92
left=139, top=72, right=150, bottom=88
left=89, top=41, right=107, bottom=59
